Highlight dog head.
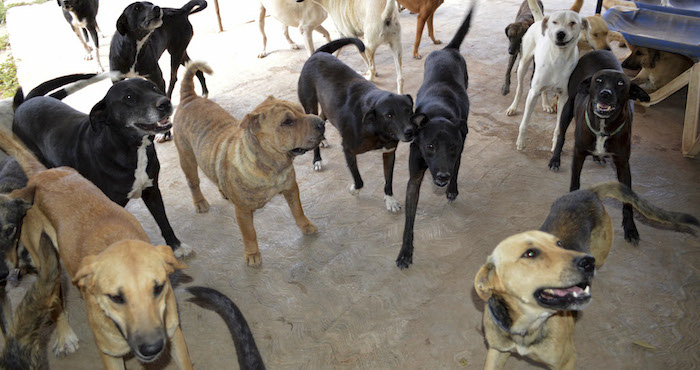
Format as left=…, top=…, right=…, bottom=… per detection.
left=578, top=69, right=650, bottom=119
left=0, top=192, right=32, bottom=282
left=583, top=15, right=611, bottom=51
left=74, top=241, right=186, bottom=363
left=89, top=78, right=172, bottom=138
left=505, top=23, right=529, bottom=55
left=541, top=10, right=587, bottom=48
left=411, top=114, right=468, bottom=187
left=241, top=96, right=325, bottom=158
left=117, top=1, right=163, bottom=37
left=364, top=93, right=418, bottom=143
left=475, top=231, right=595, bottom=319
left=621, top=45, right=660, bottom=70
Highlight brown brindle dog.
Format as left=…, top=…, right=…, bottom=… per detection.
left=397, top=0, right=444, bottom=59
left=174, top=61, right=325, bottom=267
left=0, top=130, right=191, bottom=368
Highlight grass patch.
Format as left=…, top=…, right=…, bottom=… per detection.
left=0, top=53, right=18, bottom=98
left=1, top=0, right=50, bottom=24
left=0, top=34, right=8, bottom=51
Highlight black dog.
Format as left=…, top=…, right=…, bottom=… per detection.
left=548, top=50, right=650, bottom=244
left=58, top=0, right=104, bottom=71
left=502, top=0, right=542, bottom=95
left=298, top=38, right=418, bottom=213
left=12, top=76, right=193, bottom=257
left=395, top=8, right=472, bottom=269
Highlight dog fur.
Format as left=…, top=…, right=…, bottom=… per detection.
left=58, top=0, right=105, bottom=72
left=502, top=0, right=543, bottom=96
left=475, top=230, right=596, bottom=370
left=257, top=0, right=331, bottom=58
left=174, top=62, right=324, bottom=267
left=396, top=0, right=445, bottom=59
left=621, top=45, right=694, bottom=92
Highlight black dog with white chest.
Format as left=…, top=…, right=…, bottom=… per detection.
left=395, top=8, right=472, bottom=269
left=58, top=0, right=104, bottom=71
left=549, top=50, right=650, bottom=244
left=12, top=77, right=193, bottom=257
left=298, top=38, right=418, bottom=213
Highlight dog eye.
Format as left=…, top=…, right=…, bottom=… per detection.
left=153, top=283, right=164, bottom=297
left=521, top=249, right=539, bottom=258
left=134, top=4, right=141, bottom=10
left=552, top=21, right=558, bottom=25
left=617, top=80, right=624, bottom=86
left=426, top=144, right=434, bottom=151
left=595, top=78, right=602, bottom=83
left=569, top=22, right=575, bottom=27
left=556, top=240, right=563, bottom=247
left=108, top=294, right=125, bottom=304
left=281, top=119, right=293, bottom=126
left=386, top=113, right=393, bottom=119
left=125, top=94, right=133, bottom=101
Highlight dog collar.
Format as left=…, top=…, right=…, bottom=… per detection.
left=586, top=109, right=625, bottom=137
left=487, top=296, right=513, bottom=334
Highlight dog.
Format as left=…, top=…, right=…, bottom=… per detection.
left=622, top=45, right=694, bottom=92
left=0, top=129, right=192, bottom=367
left=12, top=76, right=193, bottom=257
left=548, top=50, right=651, bottom=244
left=540, top=182, right=699, bottom=267
left=396, top=0, right=445, bottom=59
left=395, top=8, right=472, bottom=269
left=296, top=0, right=405, bottom=94
left=475, top=230, right=596, bottom=370
left=187, top=286, right=266, bottom=369
left=257, top=0, right=331, bottom=58
left=58, top=0, right=105, bottom=72
left=502, top=0, right=543, bottom=96
left=506, top=1, right=588, bottom=151
left=298, top=38, right=417, bottom=213
left=174, top=62, right=324, bottom=267
left=578, top=15, right=611, bottom=52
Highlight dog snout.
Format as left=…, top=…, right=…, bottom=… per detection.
left=138, top=338, right=165, bottom=359
left=315, top=119, right=325, bottom=133
left=156, top=97, right=172, bottom=114
left=604, top=46, right=612, bottom=51
left=556, top=31, right=566, bottom=41
left=575, top=255, right=595, bottom=274
left=599, top=89, right=612, bottom=99
left=404, top=127, right=416, bottom=140
left=436, top=172, right=451, bottom=183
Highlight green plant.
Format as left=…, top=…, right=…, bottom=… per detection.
left=1, top=0, right=50, bottom=24
left=0, top=53, right=18, bottom=98
left=0, top=34, right=8, bottom=51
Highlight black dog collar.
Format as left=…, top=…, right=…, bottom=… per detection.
left=488, top=295, right=513, bottom=334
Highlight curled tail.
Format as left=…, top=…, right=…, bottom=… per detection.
left=0, top=130, right=45, bottom=178
left=528, top=0, right=544, bottom=22
left=181, top=61, right=213, bottom=101
left=590, top=182, right=700, bottom=229
left=381, top=0, right=396, bottom=26
left=179, top=0, right=207, bottom=15
left=13, top=72, right=110, bottom=111
left=570, top=0, right=584, bottom=12
left=314, top=38, right=365, bottom=55
left=444, top=6, right=474, bottom=50
left=187, top=286, right=265, bottom=370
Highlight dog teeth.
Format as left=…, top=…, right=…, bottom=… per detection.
left=584, top=286, right=590, bottom=294
left=572, top=291, right=579, bottom=298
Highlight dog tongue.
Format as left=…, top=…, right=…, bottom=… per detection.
left=158, top=117, right=170, bottom=125
left=597, top=102, right=610, bottom=110
left=552, top=286, right=584, bottom=297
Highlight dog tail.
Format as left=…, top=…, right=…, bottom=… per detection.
left=181, top=61, right=213, bottom=101
left=186, top=286, right=265, bottom=370
left=528, top=0, right=544, bottom=22
left=179, top=0, right=208, bottom=15
left=381, top=0, right=396, bottom=26
left=570, top=0, right=584, bottom=12
left=0, top=129, right=46, bottom=178
left=444, top=6, right=474, bottom=50
left=313, top=38, right=366, bottom=55
left=590, top=182, right=700, bottom=230
left=13, top=72, right=110, bottom=111
left=0, top=232, right=59, bottom=370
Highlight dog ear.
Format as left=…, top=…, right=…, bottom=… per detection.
left=116, top=13, right=129, bottom=35
left=649, top=49, right=660, bottom=69
left=541, top=16, right=549, bottom=36
left=451, top=118, right=468, bottom=138
left=155, top=245, right=187, bottom=274
left=411, top=113, right=428, bottom=129
left=11, top=197, right=32, bottom=214
left=241, top=112, right=261, bottom=134
left=403, top=94, right=414, bottom=107
left=73, top=255, right=99, bottom=290
left=629, top=83, right=650, bottom=103
left=362, top=109, right=376, bottom=127
left=474, top=262, right=498, bottom=301
left=89, top=99, right=107, bottom=132
left=581, top=17, right=589, bottom=31
left=577, top=77, right=592, bottom=95
left=505, top=24, right=511, bottom=36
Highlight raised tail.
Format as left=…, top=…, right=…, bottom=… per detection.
left=589, top=182, right=700, bottom=229
left=381, top=0, right=396, bottom=26
left=314, top=38, right=366, bottom=55
left=444, top=6, right=474, bottom=50
left=13, top=72, right=110, bottom=111
left=570, top=0, right=584, bottom=12
left=186, top=286, right=265, bottom=370
left=528, top=0, right=544, bottom=22
left=0, top=129, right=45, bottom=178
left=181, top=61, right=213, bottom=102
left=179, top=0, right=207, bottom=15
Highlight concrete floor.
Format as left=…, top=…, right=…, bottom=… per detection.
left=4, top=0, right=699, bottom=368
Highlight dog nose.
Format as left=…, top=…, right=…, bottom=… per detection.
left=575, top=256, right=595, bottom=273
left=556, top=31, right=566, bottom=41
left=599, top=89, right=612, bottom=99
left=156, top=98, right=171, bottom=113
left=604, top=46, right=612, bottom=51
left=436, top=172, right=451, bottom=183
left=138, top=339, right=164, bottom=358
left=316, top=120, right=325, bottom=133
left=404, top=128, right=415, bottom=139
left=153, top=5, right=161, bottom=13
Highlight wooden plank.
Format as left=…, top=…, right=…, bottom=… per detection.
left=214, top=0, right=223, bottom=32
left=682, top=62, right=700, bottom=157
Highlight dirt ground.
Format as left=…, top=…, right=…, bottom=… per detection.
left=3, top=0, right=699, bottom=368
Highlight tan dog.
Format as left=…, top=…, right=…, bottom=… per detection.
left=257, top=0, right=331, bottom=58
left=174, top=62, right=324, bottom=267
left=396, top=0, right=444, bottom=59
left=474, top=231, right=596, bottom=370
left=622, top=45, right=694, bottom=92
left=0, top=130, right=191, bottom=369
left=578, top=15, right=611, bottom=51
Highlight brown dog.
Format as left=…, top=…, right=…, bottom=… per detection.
left=0, top=130, right=192, bottom=369
left=502, top=0, right=542, bottom=96
left=397, top=0, right=444, bottom=59
left=475, top=231, right=596, bottom=370
left=174, top=62, right=325, bottom=267
left=622, top=45, right=694, bottom=92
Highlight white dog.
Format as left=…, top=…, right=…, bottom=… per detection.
left=257, top=0, right=332, bottom=58
left=296, top=0, right=404, bottom=94
left=506, top=8, right=588, bottom=151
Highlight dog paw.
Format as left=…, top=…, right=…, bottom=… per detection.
left=548, top=157, right=561, bottom=171
left=542, top=104, right=556, bottom=114
left=501, top=84, right=510, bottom=96
left=173, top=243, right=194, bottom=258
left=349, top=184, right=361, bottom=196
left=384, top=195, right=402, bottom=213
left=395, top=253, right=413, bottom=269
left=194, top=199, right=210, bottom=213
left=53, top=328, right=79, bottom=357
left=290, top=43, right=300, bottom=50
left=433, top=39, right=442, bottom=45
left=300, top=222, right=318, bottom=234
left=313, top=160, right=323, bottom=172
left=319, top=139, right=330, bottom=148
left=257, top=52, right=268, bottom=58
left=245, top=252, right=262, bottom=267
left=413, top=53, right=422, bottom=60
left=515, top=135, right=527, bottom=151
left=505, top=106, right=517, bottom=116
left=446, top=191, right=458, bottom=202
left=155, top=132, right=172, bottom=143
left=624, top=226, right=640, bottom=246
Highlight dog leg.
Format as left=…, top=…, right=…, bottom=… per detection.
left=315, top=25, right=332, bottom=44
left=283, top=26, right=300, bottom=50
left=344, top=150, right=364, bottom=196
left=283, top=182, right=318, bottom=234
left=257, top=5, right=268, bottom=58
left=302, top=26, right=315, bottom=57
left=389, top=38, right=404, bottom=94
left=427, top=12, right=441, bottom=45
left=502, top=53, right=517, bottom=96
left=234, top=206, right=261, bottom=267
left=484, top=348, right=511, bottom=370
left=413, top=12, right=428, bottom=59
left=87, top=26, right=104, bottom=72
left=72, top=25, right=92, bottom=58
left=541, top=91, right=557, bottom=113
left=446, top=155, right=462, bottom=202
left=141, top=186, right=193, bottom=258
left=569, top=149, right=586, bottom=192
left=53, top=308, right=79, bottom=357
left=97, top=350, right=126, bottom=370
left=613, top=156, right=639, bottom=245
left=363, top=47, right=378, bottom=81
left=551, top=92, right=567, bottom=151
left=506, top=55, right=531, bottom=115
left=95, top=21, right=106, bottom=39
left=549, top=96, right=576, bottom=170
left=177, top=140, right=210, bottom=213
left=396, top=148, right=427, bottom=269
left=382, top=150, right=401, bottom=213
left=515, top=86, right=541, bottom=150
left=169, top=327, right=194, bottom=370
left=313, top=146, right=323, bottom=171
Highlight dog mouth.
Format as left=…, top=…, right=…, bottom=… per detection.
left=289, top=148, right=310, bottom=156
left=555, top=37, right=574, bottom=47
left=535, top=282, right=592, bottom=310
left=594, top=102, right=616, bottom=118
left=134, top=351, right=161, bottom=363
left=134, top=116, right=172, bottom=133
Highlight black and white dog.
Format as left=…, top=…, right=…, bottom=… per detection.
left=12, top=76, right=193, bottom=257
left=396, top=8, right=472, bottom=269
left=58, top=0, right=104, bottom=71
left=298, top=38, right=418, bottom=213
